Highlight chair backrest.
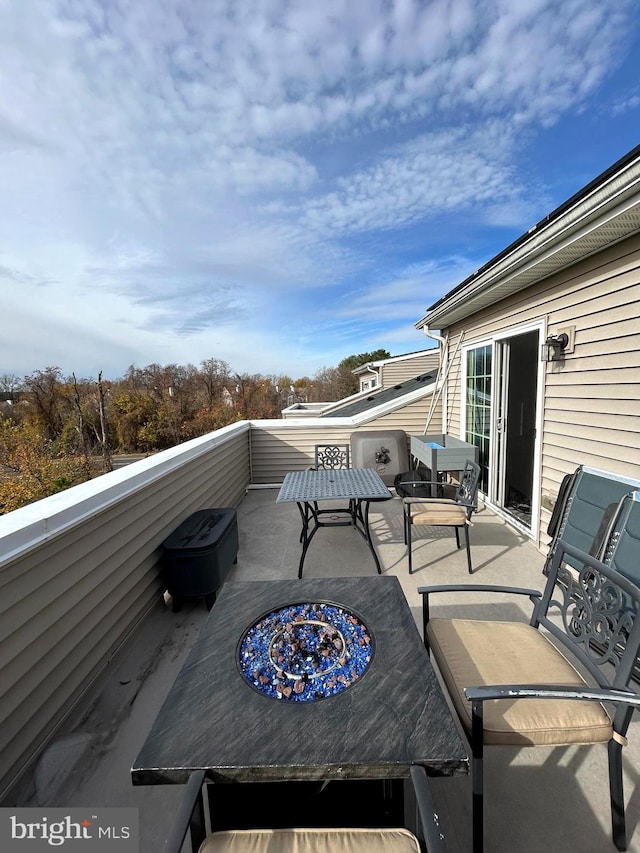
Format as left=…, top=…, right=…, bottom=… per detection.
left=545, top=465, right=640, bottom=572
left=601, top=490, right=640, bottom=586
left=315, top=444, right=350, bottom=470
left=534, top=538, right=640, bottom=731
left=454, top=460, right=481, bottom=509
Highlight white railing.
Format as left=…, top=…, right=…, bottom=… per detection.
left=0, top=421, right=251, bottom=800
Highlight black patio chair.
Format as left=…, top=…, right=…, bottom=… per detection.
left=314, top=443, right=350, bottom=469
left=420, top=537, right=640, bottom=853
left=395, top=460, right=481, bottom=574
left=164, top=766, right=448, bottom=853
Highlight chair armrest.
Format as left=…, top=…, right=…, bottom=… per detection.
left=404, top=496, right=451, bottom=505
left=418, top=584, right=541, bottom=600
left=464, top=684, right=640, bottom=708
left=405, top=496, right=478, bottom=511
left=164, top=770, right=206, bottom=853
left=410, top=765, right=448, bottom=853
left=419, top=586, right=542, bottom=647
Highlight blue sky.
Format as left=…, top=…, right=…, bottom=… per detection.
left=1, top=0, right=639, bottom=381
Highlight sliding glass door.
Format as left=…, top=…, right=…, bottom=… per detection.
left=464, top=328, right=541, bottom=532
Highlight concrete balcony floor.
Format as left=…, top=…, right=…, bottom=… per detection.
left=14, top=488, right=640, bottom=853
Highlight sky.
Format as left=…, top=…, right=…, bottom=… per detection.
left=1, top=0, right=639, bottom=382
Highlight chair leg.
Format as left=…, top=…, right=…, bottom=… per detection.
left=407, top=514, right=414, bottom=575
left=609, top=738, right=628, bottom=851
left=464, top=525, right=473, bottom=574
left=471, top=701, right=484, bottom=853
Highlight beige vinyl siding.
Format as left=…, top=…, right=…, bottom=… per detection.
left=360, top=394, right=442, bottom=436
left=380, top=352, right=439, bottom=388
left=250, top=425, right=355, bottom=482
left=249, top=396, right=443, bottom=484
left=0, top=426, right=250, bottom=798
left=441, top=232, right=640, bottom=547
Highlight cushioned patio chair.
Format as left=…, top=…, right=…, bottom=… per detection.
left=164, top=766, right=448, bottom=853
left=419, top=537, right=640, bottom=853
left=395, top=459, right=481, bottom=574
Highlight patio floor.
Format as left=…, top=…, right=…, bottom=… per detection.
left=12, top=487, right=640, bottom=852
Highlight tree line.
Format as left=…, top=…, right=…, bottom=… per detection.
left=0, top=350, right=389, bottom=513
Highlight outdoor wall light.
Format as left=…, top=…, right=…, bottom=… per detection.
left=542, top=332, right=569, bottom=362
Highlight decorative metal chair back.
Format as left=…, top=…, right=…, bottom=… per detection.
left=314, top=444, right=350, bottom=470
left=537, top=539, right=640, bottom=730
left=455, top=460, right=481, bottom=511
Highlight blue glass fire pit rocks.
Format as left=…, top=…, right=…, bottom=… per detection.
left=238, top=602, right=374, bottom=701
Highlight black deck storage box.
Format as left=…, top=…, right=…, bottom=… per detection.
left=162, top=508, right=238, bottom=610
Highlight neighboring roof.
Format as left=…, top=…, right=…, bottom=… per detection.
left=352, top=348, right=437, bottom=375
left=417, top=142, right=640, bottom=330
left=322, top=372, right=437, bottom=417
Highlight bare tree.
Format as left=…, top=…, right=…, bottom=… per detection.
left=97, top=371, right=113, bottom=472
left=71, top=373, right=93, bottom=476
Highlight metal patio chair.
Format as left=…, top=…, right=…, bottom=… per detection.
left=420, top=536, right=640, bottom=853
left=395, top=459, right=481, bottom=574
left=164, top=766, right=448, bottom=853
left=314, top=443, right=350, bottom=470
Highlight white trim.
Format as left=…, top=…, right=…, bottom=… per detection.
left=459, top=319, right=545, bottom=542
left=419, top=160, right=640, bottom=330
left=252, top=378, right=437, bottom=430
left=0, top=421, right=251, bottom=563
left=352, top=349, right=437, bottom=373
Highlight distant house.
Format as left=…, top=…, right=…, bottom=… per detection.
left=352, top=349, right=440, bottom=392
left=281, top=349, right=442, bottom=429
left=415, top=142, right=640, bottom=551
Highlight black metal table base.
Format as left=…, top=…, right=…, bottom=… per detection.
left=296, top=499, right=382, bottom=578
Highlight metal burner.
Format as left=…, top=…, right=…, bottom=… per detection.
left=238, top=602, right=374, bottom=701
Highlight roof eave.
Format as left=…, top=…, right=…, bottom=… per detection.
left=416, top=145, right=640, bottom=331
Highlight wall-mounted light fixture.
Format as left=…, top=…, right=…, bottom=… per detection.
left=542, top=332, right=569, bottom=362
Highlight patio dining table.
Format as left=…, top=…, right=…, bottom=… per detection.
left=131, top=576, right=468, bottom=833
left=277, top=467, right=392, bottom=578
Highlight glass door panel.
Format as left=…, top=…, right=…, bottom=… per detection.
left=465, top=344, right=492, bottom=494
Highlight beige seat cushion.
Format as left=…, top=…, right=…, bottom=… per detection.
left=199, top=827, right=421, bottom=853
left=408, top=500, right=468, bottom=527
left=427, top=618, right=613, bottom=746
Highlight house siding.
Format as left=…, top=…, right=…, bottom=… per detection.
left=0, top=426, right=250, bottom=798
left=441, top=232, right=640, bottom=548
left=380, top=351, right=440, bottom=388
left=250, top=396, right=443, bottom=483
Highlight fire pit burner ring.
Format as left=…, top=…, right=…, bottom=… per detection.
left=238, top=602, right=374, bottom=701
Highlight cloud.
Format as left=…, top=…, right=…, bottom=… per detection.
left=0, top=0, right=637, bottom=380
left=300, top=124, right=526, bottom=236
left=610, top=91, right=640, bottom=116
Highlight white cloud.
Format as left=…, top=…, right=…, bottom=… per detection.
left=0, top=0, right=637, bottom=379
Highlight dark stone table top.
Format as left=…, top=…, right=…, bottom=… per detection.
left=131, top=576, right=469, bottom=786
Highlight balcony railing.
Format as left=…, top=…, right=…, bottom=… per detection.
left=0, top=416, right=417, bottom=800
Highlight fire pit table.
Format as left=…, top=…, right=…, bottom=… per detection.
left=132, top=576, right=468, bottom=793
